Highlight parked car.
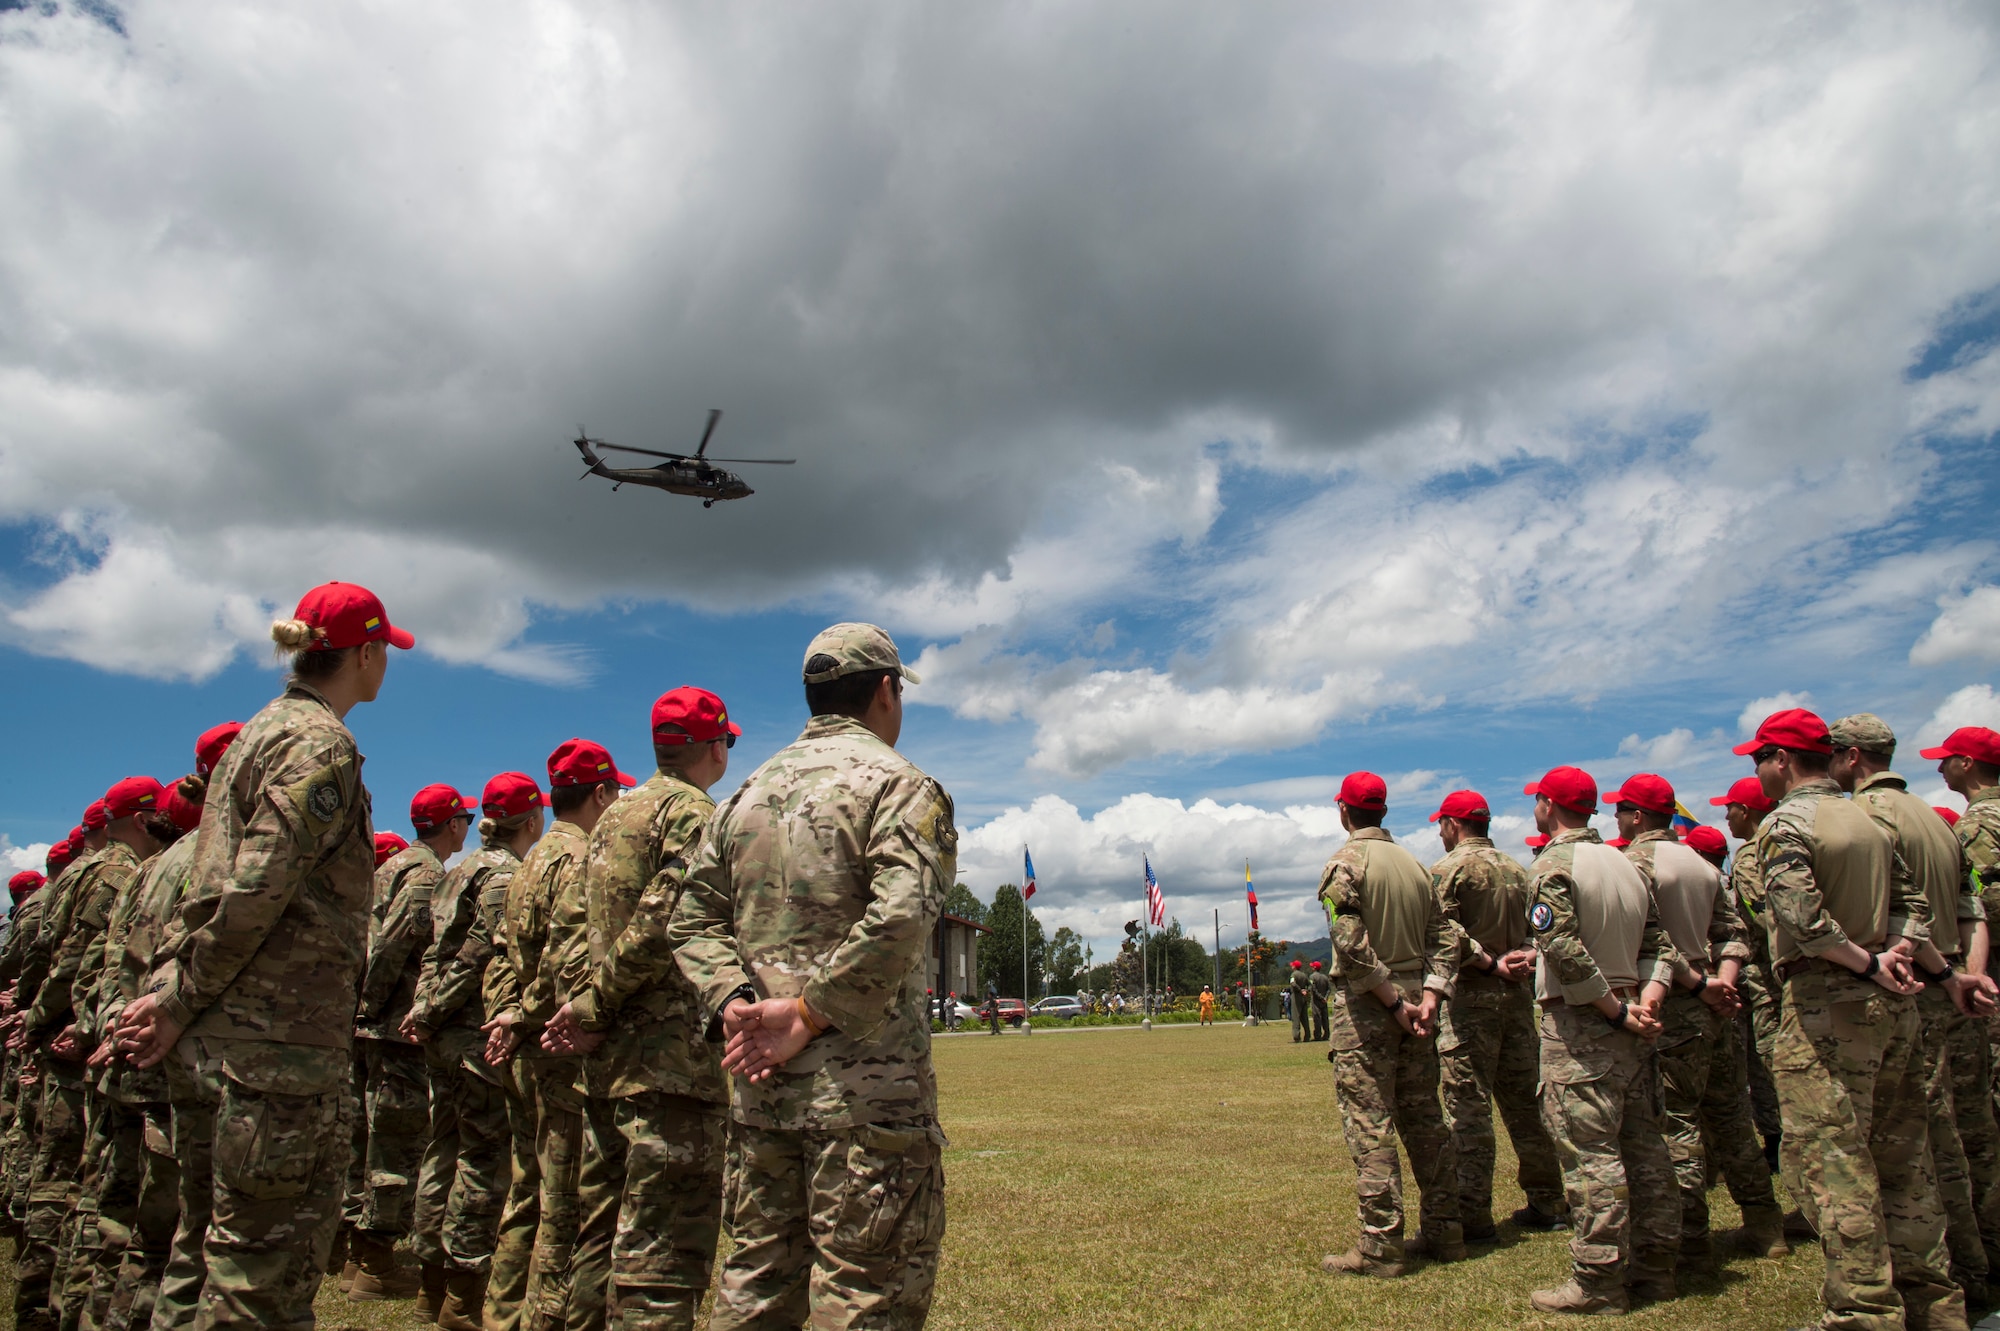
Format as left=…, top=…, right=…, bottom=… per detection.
left=1031, top=995, right=1085, bottom=1020
left=946, top=998, right=978, bottom=1029
left=985, top=997, right=1028, bottom=1027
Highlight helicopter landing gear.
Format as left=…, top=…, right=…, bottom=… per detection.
left=703, top=499, right=714, bottom=508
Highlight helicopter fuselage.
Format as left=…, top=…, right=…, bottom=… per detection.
left=573, top=437, right=753, bottom=503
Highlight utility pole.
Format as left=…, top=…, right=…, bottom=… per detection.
left=1213, top=907, right=1222, bottom=996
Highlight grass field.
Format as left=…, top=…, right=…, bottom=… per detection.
left=4, top=1022, right=1829, bottom=1330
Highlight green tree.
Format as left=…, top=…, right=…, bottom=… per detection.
left=943, top=882, right=986, bottom=924
left=1047, top=927, right=1085, bottom=992
left=978, top=883, right=1047, bottom=999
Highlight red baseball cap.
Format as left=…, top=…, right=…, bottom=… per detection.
left=1919, top=727, right=2000, bottom=766
left=1606, top=836, right=1630, bottom=849
left=1525, top=766, right=1597, bottom=814
left=103, top=776, right=166, bottom=821
left=1709, top=776, right=1775, bottom=815
left=1683, top=825, right=1727, bottom=857
left=374, top=831, right=410, bottom=867
left=46, top=839, right=77, bottom=874
left=481, top=772, right=544, bottom=819
left=164, top=782, right=205, bottom=833
left=1310, top=960, right=1323, bottom=969
left=410, top=783, right=477, bottom=831
left=291, top=581, right=415, bottom=652
left=1290, top=960, right=1301, bottom=968
left=651, top=687, right=740, bottom=745
left=82, top=800, right=108, bottom=831
left=1936, top=806, right=1962, bottom=827
left=1604, top=773, right=1675, bottom=815
left=66, top=825, right=86, bottom=844
left=10, top=870, right=44, bottom=898
left=195, top=722, right=243, bottom=778
left=1337, top=771, right=1388, bottom=812
left=1524, top=833, right=1550, bottom=849
left=546, top=739, right=638, bottom=789
left=1428, top=789, right=1490, bottom=823
left=1733, top=707, right=1832, bottom=756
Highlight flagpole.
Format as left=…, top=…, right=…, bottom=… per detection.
left=1213, top=907, right=1221, bottom=999
left=1141, top=856, right=1152, bottom=1031
left=1021, top=846, right=1032, bottom=1038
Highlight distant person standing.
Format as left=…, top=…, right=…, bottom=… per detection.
left=1198, top=986, right=1216, bottom=1026
left=1286, top=961, right=1309, bottom=1043
left=1308, top=962, right=1331, bottom=1042
left=1317, top=772, right=1461, bottom=1279
left=985, top=980, right=1002, bottom=1035
left=1712, top=776, right=1784, bottom=1170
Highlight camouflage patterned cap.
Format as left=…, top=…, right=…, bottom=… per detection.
left=802, top=622, right=921, bottom=684
left=1829, top=712, right=1897, bottom=756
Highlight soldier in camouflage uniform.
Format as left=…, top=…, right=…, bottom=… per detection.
left=482, top=741, right=632, bottom=1331
left=1742, top=708, right=1963, bottom=1331
left=0, top=860, right=55, bottom=1231
left=1316, top=772, right=1462, bottom=1278
left=114, top=581, right=406, bottom=1330
left=1606, top=773, right=1784, bottom=1271
left=670, top=624, right=955, bottom=1330
left=1286, top=961, right=1309, bottom=1041
left=1837, top=715, right=2000, bottom=1303
left=408, top=773, right=543, bottom=1330
left=1711, top=776, right=1784, bottom=1169
left=351, top=782, right=474, bottom=1305
left=16, top=800, right=121, bottom=1331
left=1520, top=766, right=1680, bottom=1317
left=1308, top=962, right=1331, bottom=1042
left=541, top=687, right=736, bottom=1331
left=1427, top=789, right=1566, bottom=1240
left=1925, top=728, right=2000, bottom=1089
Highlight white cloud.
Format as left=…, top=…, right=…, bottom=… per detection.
left=1617, top=728, right=1701, bottom=769
left=1912, top=587, right=2000, bottom=667
left=1921, top=685, right=2000, bottom=746
left=1739, top=693, right=1815, bottom=736
left=1, top=840, right=49, bottom=876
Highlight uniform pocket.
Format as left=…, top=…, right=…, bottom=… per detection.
left=833, top=1123, right=936, bottom=1252
left=213, top=1082, right=334, bottom=1203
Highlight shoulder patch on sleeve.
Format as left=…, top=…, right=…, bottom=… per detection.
left=1530, top=901, right=1555, bottom=932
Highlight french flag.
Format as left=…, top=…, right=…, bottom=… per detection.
left=1023, top=847, right=1037, bottom=901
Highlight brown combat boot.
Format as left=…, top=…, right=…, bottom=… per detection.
left=436, top=1269, right=486, bottom=1331
left=1320, top=1247, right=1405, bottom=1279
left=347, top=1231, right=422, bottom=1301
left=1530, top=1279, right=1628, bottom=1316
left=1405, top=1229, right=1468, bottom=1263
left=1625, top=1271, right=1676, bottom=1304
left=1734, top=1210, right=1791, bottom=1259
left=413, top=1263, right=448, bottom=1324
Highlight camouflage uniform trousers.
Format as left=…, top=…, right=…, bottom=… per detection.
left=17, top=1060, right=89, bottom=1327
left=533, top=1069, right=587, bottom=1331
left=412, top=1055, right=509, bottom=1273
left=486, top=1055, right=542, bottom=1331
left=0, top=1045, right=22, bottom=1222
left=340, top=1043, right=367, bottom=1231
left=571, top=1092, right=724, bottom=1331
left=1776, top=968, right=1962, bottom=1331
left=1288, top=993, right=1307, bottom=1042
left=1437, top=982, right=1565, bottom=1227
left=192, top=1064, right=351, bottom=1330
left=1917, top=985, right=2000, bottom=1290
left=60, top=1096, right=147, bottom=1331
left=152, top=1052, right=221, bottom=1331
left=1741, top=959, right=1784, bottom=1141
left=1327, top=986, right=1461, bottom=1260
left=102, top=1103, right=178, bottom=1331
left=1310, top=995, right=1330, bottom=1042
left=709, top=1119, right=945, bottom=1331
left=356, top=1039, right=428, bottom=1239
left=1944, top=1002, right=2000, bottom=1275
left=1537, top=1003, right=1679, bottom=1296
left=1654, top=992, right=1782, bottom=1257
left=7, top=1058, right=44, bottom=1226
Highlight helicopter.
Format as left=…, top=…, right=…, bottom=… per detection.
left=572, top=409, right=794, bottom=506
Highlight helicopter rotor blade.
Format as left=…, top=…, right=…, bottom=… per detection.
left=701, top=457, right=796, bottom=466
left=594, top=442, right=691, bottom=461
left=694, top=408, right=723, bottom=459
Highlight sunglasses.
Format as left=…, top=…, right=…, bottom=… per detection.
left=655, top=731, right=736, bottom=749
left=1751, top=745, right=1782, bottom=766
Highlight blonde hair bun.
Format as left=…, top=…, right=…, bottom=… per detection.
left=271, top=619, right=322, bottom=651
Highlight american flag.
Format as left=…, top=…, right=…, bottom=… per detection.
left=1144, top=855, right=1165, bottom=928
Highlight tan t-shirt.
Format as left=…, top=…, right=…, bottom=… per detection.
left=1536, top=841, right=1649, bottom=1001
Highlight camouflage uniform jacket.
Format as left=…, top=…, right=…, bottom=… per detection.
left=669, top=714, right=958, bottom=1131
left=91, top=832, right=199, bottom=1104
left=1957, top=786, right=2000, bottom=927
left=17, top=851, right=100, bottom=1012
left=74, top=840, right=164, bottom=1051
left=1753, top=777, right=1928, bottom=965
left=1853, top=771, right=1980, bottom=956
left=1318, top=827, right=1455, bottom=998
left=1622, top=828, right=1752, bottom=984
left=154, top=680, right=376, bottom=1097
left=1728, top=824, right=1774, bottom=979
left=356, top=841, right=445, bottom=1044
left=1430, top=835, right=1532, bottom=990
left=561, top=770, right=725, bottom=1103
left=0, top=889, right=49, bottom=991
left=410, top=841, right=519, bottom=1041
left=26, top=839, right=141, bottom=1043
left=1527, top=827, right=1677, bottom=1004
left=483, top=820, right=588, bottom=1061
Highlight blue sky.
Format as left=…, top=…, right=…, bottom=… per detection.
left=3, top=1, right=1999, bottom=958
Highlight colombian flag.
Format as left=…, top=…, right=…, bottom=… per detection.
left=1245, top=860, right=1259, bottom=931
left=1671, top=801, right=1700, bottom=835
